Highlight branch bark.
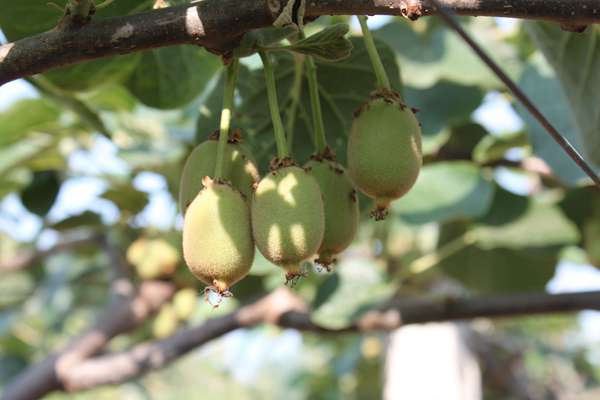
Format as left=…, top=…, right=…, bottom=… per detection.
left=1, top=0, right=599, bottom=86
left=5, top=287, right=600, bottom=399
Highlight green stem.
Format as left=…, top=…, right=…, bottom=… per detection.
left=285, top=54, right=305, bottom=150
left=259, top=51, right=289, bottom=159
left=357, top=15, right=390, bottom=90
left=303, top=52, right=328, bottom=153
left=214, top=58, right=239, bottom=180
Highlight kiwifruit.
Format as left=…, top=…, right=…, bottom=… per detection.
left=172, top=288, right=198, bottom=321
left=251, top=163, right=325, bottom=282
left=347, top=91, right=422, bottom=220
left=305, top=156, right=359, bottom=268
left=182, top=178, right=254, bottom=296
left=152, top=303, right=179, bottom=339
left=178, top=132, right=259, bottom=214
left=126, top=238, right=179, bottom=280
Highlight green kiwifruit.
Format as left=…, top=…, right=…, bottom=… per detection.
left=251, top=165, right=325, bottom=281
left=182, top=179, right=254, bottom=295
left=178, top=135, right=259, bottom=214
left=347, top=92, right=422, bottom=220
left=305, top=158, right=359, bottom=268
left=152, top=303, right=179, bottom=339
left=126, top=238, right=179, bottom=279
left=172, top=288, right=198, bottom=320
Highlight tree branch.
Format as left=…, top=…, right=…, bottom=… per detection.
left=6, top=287, right=600, bottom=399
left=1, top=0, right=599, bottom=86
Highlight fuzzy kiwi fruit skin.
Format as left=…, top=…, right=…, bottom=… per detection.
left=179, top=140, right=259, bottom=214
left=182, top=182, right=254, bottom=293
left=305, top=159, right=359, bottom=266
left=347, top=96, right=422, bottom=215
left=251, top=166, right=325, bottom=274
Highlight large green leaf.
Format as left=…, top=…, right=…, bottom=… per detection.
left=126, top=47, right=221, bottom=109
left=20, top=170, right=61, bottom=217
left=392, top=161, right=495, bottom=224
left=404, top=81, right=484, bottom=153
left=516, top=55, right=599, bottom=185
left=376, top=18, right=520, bottom=88
left=0, top=99, right=59, bottom=147
left=525, top=23, right=600, bottom=167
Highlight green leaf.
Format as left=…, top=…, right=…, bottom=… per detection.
left=376, top=18, right=520, bottom=88
left=440, top=244, right=559, bottom=293
left=82, top=85, right=137, bottom=112
left=311, top=258, right=394, bottom=329
left=525, top=23, right=600, bottom=167
left=0, top=99, right=59, bottom=147
left=126, top=47, right=221, bottom=109
left=404, top=81, right=484, bottom=153
left=51, top=211, right=103, bottom=231
left=0, top=272, right=34, bottom=309
left=474, top=200, right=580, bottom=249
left=235, top=26, right=297, bottom=58
left=285, top=24, right=353, bottom=61
left=20, top=170, right=61, bottom=217
left=102, top=183, right=148, bottom=215
left=473, top=131, right=529, bottom=164
left=516, top=55, right=599, bottom=185
left=392, top=161, right=495, bottom=224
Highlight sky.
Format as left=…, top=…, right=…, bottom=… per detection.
left=2, top=18, right=600, bottom=350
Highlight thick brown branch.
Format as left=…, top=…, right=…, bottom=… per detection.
left=6, top=288, right=600, bottom=398
left=1, top=0, right=600, bottom=86
left=3, top=280, right=176, bottom=400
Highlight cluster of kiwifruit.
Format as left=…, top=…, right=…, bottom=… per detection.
left=179, top=98, right=421, bottom=303
left=179, top=26, right=422, bottom=303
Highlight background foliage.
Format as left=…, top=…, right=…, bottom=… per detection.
left=1, top=4, right=600, bottom=398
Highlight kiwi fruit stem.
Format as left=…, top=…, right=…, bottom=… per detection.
left=214, top=58, right=240, bottom=180
left=259, top=51, right=290, bottom=159
left=286, top=55, right=305, bottom=150
left=299, top=30, right=328, bottom=153
left=357, top=15, right=392, bottom=91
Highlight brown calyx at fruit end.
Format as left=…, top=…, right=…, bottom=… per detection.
left=269, top=156, right=297, bottom=171
left=370, top=205, right=389, bottom=221
left=315, top=255, right=337, bottom=271
left=208, top=128, right=243, bottom=144
left=310, top=146, right=337, bottom=162
left=204, top=281, right=233, bottom=308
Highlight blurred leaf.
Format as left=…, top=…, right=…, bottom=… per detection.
left=0, top=272, right=34, bottom=308
left=102, top=183, right=148, bottom=215
left=376, top=18, right=520, bottom=88
left=312, top=259, right=394, bottom=329
left=285, top=24, right=353, bottom=61
left=405, top=81, right=484, bottom=154
left=516, top=55, right=599, bottom=185
left=440, top=122, right=489, bottom=160
left=440, top=244, right=559, bottom=293
left=126, top=47, right=221, bottom=109
left=19, top=170, right=61, bottom=217
left=478, top=186, right=529, bottom=226
left=51, top=211, right=103, bottom=231
left=392, top=161, right=495, bottom=224
left=525, top=23, right=600, bottom=167
left=474, top=200, right=579, bottom=249
left=0, top=99, right=59, bottom=146
left=473, top=131, right=529, bottom=164
left=82, top=85, right=137, bottom=112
